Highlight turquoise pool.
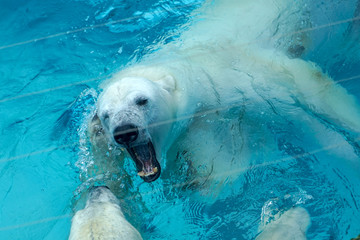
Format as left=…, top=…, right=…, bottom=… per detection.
left=0, top=0, right=360, bottom=239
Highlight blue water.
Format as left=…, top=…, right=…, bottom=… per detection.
left=0, top=0, right=360, bottom=239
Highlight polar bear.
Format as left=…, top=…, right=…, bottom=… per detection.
left=69, top=186, right=142, bottom=240
left=89, top=0, right=360, bottom=184
left=256, top=207, right=311, bottom=240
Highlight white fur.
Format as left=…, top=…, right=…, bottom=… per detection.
left=88, top=1, right=360, bottom=237
left=92, top=0, right=360, bottom=185
left=69, top=187, right=142, bottom=240
left=97, top=75, right=176, bottom=162
left=256, top=207, right=311, bottom=240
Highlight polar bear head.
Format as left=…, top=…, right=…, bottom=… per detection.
left=94, top=75, right=177, bottom=182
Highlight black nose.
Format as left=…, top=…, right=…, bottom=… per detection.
left=113, top=124, right=139, bottom=145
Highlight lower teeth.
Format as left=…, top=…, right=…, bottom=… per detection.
left=137, top=167, right=158, bottom=177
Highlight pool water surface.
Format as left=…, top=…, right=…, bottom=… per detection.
left=0, top=0, right=360, bottom=239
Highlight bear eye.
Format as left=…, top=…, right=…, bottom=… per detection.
left=135, top=97, right=148, bottom=106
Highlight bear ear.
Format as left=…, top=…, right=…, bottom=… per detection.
left=157, top=75, right=176, bottom=93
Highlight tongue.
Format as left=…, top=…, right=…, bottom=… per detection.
left=143, top=160, right=153, bottom=173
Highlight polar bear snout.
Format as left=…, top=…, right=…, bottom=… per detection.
left=113, top=124, right=139, bottom=145
left=87, top=186, right=119, bottom=205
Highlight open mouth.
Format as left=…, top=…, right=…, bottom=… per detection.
left=126, top=141, right=161, bottom=182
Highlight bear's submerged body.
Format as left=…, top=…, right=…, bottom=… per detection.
left=84, top=0, right=360, bottom=238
